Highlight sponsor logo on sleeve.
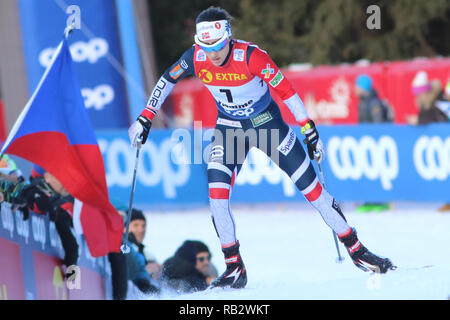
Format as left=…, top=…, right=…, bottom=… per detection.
left=261, top=64, right=274, bottom=79
left=269, top=70, right=284, bottom=87
left=169, top=64, right=185, bottom=80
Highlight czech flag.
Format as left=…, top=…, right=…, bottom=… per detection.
left=1, top=38, right=123, bottom=257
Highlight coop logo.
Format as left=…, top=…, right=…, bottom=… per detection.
left=99, top=137, right=190, bottom=198
left=327, top=136, right=399, bottom=190
left=81, top=85, right=114, bottom=110
left=39, top=38, right=109, bottom=68
left=413, top=136, right=450, bottom=181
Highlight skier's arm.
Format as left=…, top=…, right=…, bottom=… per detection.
left=247, top=46, right=310, bottom=126
left=129, top=47, right=195, bottom=146
left=248, top=46, right=325, bottom=162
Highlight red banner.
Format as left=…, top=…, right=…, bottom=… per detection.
left=33, top=250, right=105, bottom=300
left=171, top=57, right=450, bottom=126
left=0, top=238, right=26, bottom=299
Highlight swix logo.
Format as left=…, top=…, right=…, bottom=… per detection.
left=327, top=136, right=399, bottom=190
left=81, top=84, right=114, bottom=110
left=413, top=136, right=450, bottom=180
left=39, top=38, right=109, bottom=68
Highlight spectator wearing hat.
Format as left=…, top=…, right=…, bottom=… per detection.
left=409, top=71, right=447, bottom=124
left=355, top=74, right=393, bottom=123
left=435, top=80, right=450, bottom=120
left=161, top=240, right=218, bottom=293
left=127, top=208, right=163, bottom=280
left=114, top=208, right=160, bottom=296
left=354, top=74, right=392, bottom=213
left=429, top=78, right=450, bottom=212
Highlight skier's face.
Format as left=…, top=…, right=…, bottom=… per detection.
left=203, top=38, right=230, bottom=66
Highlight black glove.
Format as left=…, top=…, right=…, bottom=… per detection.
left=21, top=179, right=54, bottom=213
left=301, top=120, right=325, bottom=163
left=137, top=115, right=152, bottom=145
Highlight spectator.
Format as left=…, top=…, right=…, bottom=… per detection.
left=0, top=155, right=25, bottom=205
left=127, top=208, right=163, bottom=280
left=409, top=71, right=447, bottom=124
left=161, top=240, right=217, bottom=293
left=116, top=209, right=160, bottom=296
left=355, top=74, right=393, bottom=123
left=354, top=74, right=392, bottom=213
left=412, top=75, right=450, bottom=212
left=435, top=80, right=450, bottom=121
left=0, top=154, right=22, bottom=182
left=27, top=169, right=79, bottom=272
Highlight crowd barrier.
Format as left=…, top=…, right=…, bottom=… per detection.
left=99, top=123, right=449, bottom=208
left=0, top=203, right=112, bottom=300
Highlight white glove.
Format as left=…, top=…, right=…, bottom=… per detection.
left=313, top=138, right=326, bottom=164
left=128, top=121, right=144, bottom=148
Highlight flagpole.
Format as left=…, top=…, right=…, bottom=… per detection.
left=65, top=22, right=76, bottom=39
left=1, top=24, right=76, bottom=161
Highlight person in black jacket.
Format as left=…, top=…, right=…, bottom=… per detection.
left=127, top=208, right=163, bottom=280
left=354, top=74, right=392, bottom=213
left=162, top=240, right=217, bottom=293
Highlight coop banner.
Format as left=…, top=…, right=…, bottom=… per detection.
left=18, top=0, right=129, bottom=129
left=98, top=124, right=449, bottom=207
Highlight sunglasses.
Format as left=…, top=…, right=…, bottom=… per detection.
left=199, top=37, right=229, bottom=53
left=196, top=255, right=211, bottom=262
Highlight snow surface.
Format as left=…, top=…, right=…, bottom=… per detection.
left=138, top=202, right=450, bottom=300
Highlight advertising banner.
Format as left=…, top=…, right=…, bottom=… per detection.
left=171, top=58, right=450, bottom=126
left=98, top=123, right=449, bottom=207
left=0, top=203, right=110, bottom=300
left=17, top=0, right=129, bottom=129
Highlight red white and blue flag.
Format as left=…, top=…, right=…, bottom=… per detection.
left=1, top=38, right=123, bottom=257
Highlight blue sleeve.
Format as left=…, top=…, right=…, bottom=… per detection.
left=162, top=46, right=195, bottom=84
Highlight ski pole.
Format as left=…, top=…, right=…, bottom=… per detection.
left=315, top=156, right=345, bottom=263
left=120, top=139, right=142, bottom=254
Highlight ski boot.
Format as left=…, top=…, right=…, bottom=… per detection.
left=339, top=228, right=395, bottom=273
left=209, top=241, right=247, bottom=289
